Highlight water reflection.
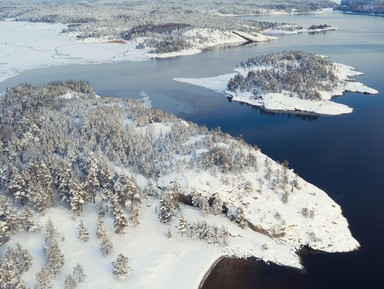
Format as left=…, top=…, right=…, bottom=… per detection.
left=201, top=257, right=319, bottom=289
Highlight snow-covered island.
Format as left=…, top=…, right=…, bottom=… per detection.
left=262, top=23, right=338, bottom=35
left=175, top=50, right=378, bottom=115
left=0, top=81, right=359, bottom=289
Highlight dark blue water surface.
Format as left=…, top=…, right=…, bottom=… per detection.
left=1, top=11, right=383, bottom=289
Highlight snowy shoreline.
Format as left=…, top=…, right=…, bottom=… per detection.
left=0, top=81, right=361, bottom=289
left=0, top=19, right=274, bottom=84
left=174, top=62, right=378, bottom=116
left=263, top=25, right=337, bottom=35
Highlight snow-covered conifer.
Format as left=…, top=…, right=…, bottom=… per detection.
left=158, top=196, right=172, bottom=223
left=9, top=171, right=26, bottom=204
left=235, top=207, right=247, bottom=229
left=219, top=226, right=229, bottom=246
left=44, top=219, right=60, bottom=246
left=112, top=254, right=130, bottom=280
left=100, top=236, right=113, bottom=256
left=113, top=208, right=128, bottom=234
left=98, top=158, right=113, bottom=189
left=57, top=160, right=72, bottom=207
left=70, top=180, right=87, bottom=215
left=125, top=176, right=141, bottom=210
left=64, top=274, right=77, bottom=289
left=35, top=267, right=52, bottom=289
left=14, top=243, right=33, bottom=273
left=191, top=189, right=202, bottom=208
left=46, top=242, right=64, bottom=276
left=212, top=196, right=223, bottom=215
left=77, top=220, right=89, bottom=241
left=96, top=216, right=106, bottom=239
left=130, top=207, right=140, bottom=227
left=0, top=220, right=10, bottom=246
left=72, top=263, right=86, bottom=283
left=201, top=197, right=210, bottom=216
left=20, top=206, right=40, bottom=232
left=39, top=161, right=54, bottom=206
left=85, top=154, right=99, bottom=203
left=177, top=215, right=188, bottom=236
left=0, top=250, right=20, bottom=289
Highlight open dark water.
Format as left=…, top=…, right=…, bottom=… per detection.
left=1, top=11, right=383, bottom=289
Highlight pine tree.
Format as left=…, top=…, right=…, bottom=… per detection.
left=201, top=197, right=210, bottom=216
left=212, top=196, right=223, bottom=215
left=113, top=208, right=128, bottom=234
left=46, top=241, right=64, bottom=277
left=158, top=196, right=172, bottom=223
left=70, top=180, right=87, bottom=215
left=130, top=207, right=140, bottom=227
left=0, top=220, right=10, bottom=246
left=72, top=263, right=86, bottom=283
left=39, top=161, right=54, bottom=207
left=64, top=274, right=77, bottom=289
left=98, top=158, right=113, bottom=189
left=0, top=251, right=20, bottom=289
left=44, top=219, right=60, bottom=247
left=2, top=199, right=22, bottom=233
left=235, top=207, right=247, bottom=229
left=28, top=183, right=47, bottom=213
left=14, top=243, right=33, bottom=273
left=100, top=236, right=113, bottom=256
left=112, top=254, right=130, bottom=280
left=35, top=267, right=53, bottom=289
left=20, top=206, right=40, bottom=232
left=96, top=216, right=106, bottom=239
left=191, top=189, right=202, bottom=208
left=9, top=171, right=26, bottom=204
left=125, top=176, right=141, bottom=210
left=219, top=226, right=229, bottom=246
left=57, top=160, right=72, bottom=207
left=177, top=215, right=188, bottom=236
left=85, top=154, right=99, bottom=203
left=77, top=220, right=89, bottom=241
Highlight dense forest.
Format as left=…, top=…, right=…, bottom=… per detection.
left=227, top=51, right=339, bottom=100
left=0, top=81, right=356, bottom=288
left=337, top=0, right=384, bottom=14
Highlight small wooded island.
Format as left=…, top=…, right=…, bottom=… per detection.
left=175, top=50, right=378, bottom=115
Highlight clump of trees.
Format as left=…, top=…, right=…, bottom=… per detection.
left=227, top=50, right=339, bottom=100
left=337, top=0, right=384, bottom=15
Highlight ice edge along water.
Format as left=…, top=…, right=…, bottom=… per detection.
left=174, top=63, right=379, bottom=116
left=0, top=19, right=275, bottom=84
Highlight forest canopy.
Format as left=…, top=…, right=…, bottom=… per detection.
left=227, top=50, right=339, bottom=101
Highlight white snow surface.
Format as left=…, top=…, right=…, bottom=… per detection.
left=0, top=121, right=361, bottom=289
left=2, top=150, right=360, bottom=289
left=0, top=19, right=274, bottom=82
left=174, top=62, right=378, bottom=115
